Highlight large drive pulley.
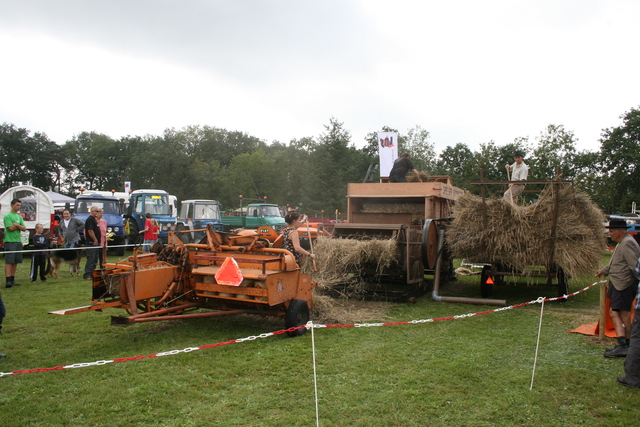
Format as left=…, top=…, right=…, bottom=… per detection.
left=422, top=219, right=438, bottom=270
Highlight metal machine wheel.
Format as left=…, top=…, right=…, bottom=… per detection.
left=422, top=219, right=438, bottom=270
left=285, top=299, right=310, bottom=337
left=480, top=265, right=493, bottom=297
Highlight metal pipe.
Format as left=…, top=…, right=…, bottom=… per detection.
left=130, top=309, right=283, bottom=323
left=431, top=229, right=506, bottom=306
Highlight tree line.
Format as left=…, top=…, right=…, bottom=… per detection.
left=1, top=107, right=639, bottom=215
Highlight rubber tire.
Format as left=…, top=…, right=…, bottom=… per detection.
left=175, top=224, right=190, bottom=244
left=128, top=221, right=140, bottom=247
left=480, top=265, right=493, bottom=297
left=285, top=299, right=310, bottom=337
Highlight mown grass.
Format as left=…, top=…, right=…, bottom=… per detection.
left=0, top=251, right=636, bottom=426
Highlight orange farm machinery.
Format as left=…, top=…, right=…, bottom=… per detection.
left=51, top=225, right=315, bottom=336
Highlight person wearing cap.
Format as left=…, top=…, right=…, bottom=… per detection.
left=503, top=151, right=528, bottom=204
left=596, top=219, right=640, bottom=358
left=389, top=153, right=422, bottom=183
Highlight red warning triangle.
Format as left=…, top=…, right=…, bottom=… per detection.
left=485, top=277, right=494, bottom=285
left=215, top=257, right=244, bottom=286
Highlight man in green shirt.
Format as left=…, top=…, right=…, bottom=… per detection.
left=3, top=199, right=27, bottom=288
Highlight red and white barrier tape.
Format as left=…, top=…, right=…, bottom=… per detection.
left=0, top=280, right=603, bottom=378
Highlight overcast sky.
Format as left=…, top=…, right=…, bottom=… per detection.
left=1, top=0, right=638, bottom=154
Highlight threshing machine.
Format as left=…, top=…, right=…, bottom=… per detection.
left=331, top=177, right=464, bottom=293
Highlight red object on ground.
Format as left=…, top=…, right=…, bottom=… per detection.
left=568, top=290, right=635, bottom=338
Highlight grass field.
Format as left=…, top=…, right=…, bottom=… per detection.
left=0, top=251, right=636, bottom=426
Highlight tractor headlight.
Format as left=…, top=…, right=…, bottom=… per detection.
left=113, top=227, right=119, bottom=232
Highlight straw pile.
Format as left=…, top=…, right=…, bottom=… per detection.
left=300, top=235, right=398, bottom=295
left=407, top=171, right=432, bottom=182
left=446, top=185, right=606, bottom=278
left=310, top=293, right=392, bottom=323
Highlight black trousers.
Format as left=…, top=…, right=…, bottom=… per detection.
left=624, top=313, right=640, bottom=386
left=30, top=253, right=47, bottom=281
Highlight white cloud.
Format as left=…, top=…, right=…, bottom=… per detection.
left=1, top=0, right=639, bottom=153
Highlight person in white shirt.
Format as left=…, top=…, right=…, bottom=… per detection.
left=503, top=151, right=529, bottom=204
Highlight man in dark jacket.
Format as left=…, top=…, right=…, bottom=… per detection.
left=389, top=153, right=422, bottom=182
left=83, top=207, right=101, bottom=280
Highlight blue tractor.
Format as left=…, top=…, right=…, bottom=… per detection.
left=124, top=189, right=177, bottom=246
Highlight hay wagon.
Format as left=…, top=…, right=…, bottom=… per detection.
left=448, top=177, right=605, bottom=299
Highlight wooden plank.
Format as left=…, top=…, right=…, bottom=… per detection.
left=347, top=182, right=464, bottom=200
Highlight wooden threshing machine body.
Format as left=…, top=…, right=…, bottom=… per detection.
left=333, top=177, right=464, bottom=286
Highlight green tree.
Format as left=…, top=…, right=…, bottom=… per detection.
left=529, top=124, right=577, bottom=181
left=306, top=118, right=369, bottom=214
left=403, top=125, right=436, bottom=172
left=63, top=132, right=129, bottom=192
left=0, top=123, right=63, bottom=191
left=434, top=143, right=475, bottom=189
left=597, top=107, right=640, bottom=212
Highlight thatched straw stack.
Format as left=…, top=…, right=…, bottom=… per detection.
left=447, top=185, right=606, bottom=278
left=407, top=171, right=432, bottom=182
left=300, top=235, right=398, bottom=292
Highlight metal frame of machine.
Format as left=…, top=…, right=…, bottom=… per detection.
left=50, top=225, right=315, bottom=337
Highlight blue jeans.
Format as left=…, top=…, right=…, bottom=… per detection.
left=64, top=241, right=77, bottom=249
left=142, top=239, right=155, bottom=252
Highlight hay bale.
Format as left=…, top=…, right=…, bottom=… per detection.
left=446, top=185, right=606, bottom=278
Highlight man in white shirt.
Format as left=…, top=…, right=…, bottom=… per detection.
left=503, top=151, right=529, bottom=204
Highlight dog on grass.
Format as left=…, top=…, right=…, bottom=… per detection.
left=47, top=246, right=83, bottom=278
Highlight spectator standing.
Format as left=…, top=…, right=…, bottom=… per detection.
left=30, top=223, right=48, bottom=283
left=83, top=207, right=101, bottom=280
left=97, top=209, right=108, bottom=268
left=3, top=199, right=27, bottom=288
left=617, top=268, right=640, bottom=388
left=596, top=219, right=640, bottom=358
left=139, top=213, right=155, bottom=251
left=151, top=218, right=160, bottom=244
left=59, top=210, right=85, bottom=248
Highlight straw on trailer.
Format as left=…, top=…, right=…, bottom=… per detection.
left=446, top=185, right=606, bottom=278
